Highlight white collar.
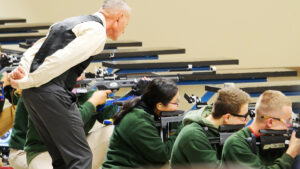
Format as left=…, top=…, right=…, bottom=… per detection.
left=93, top=12, right=106, bottom=28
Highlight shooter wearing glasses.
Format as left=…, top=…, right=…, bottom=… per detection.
left=170, top=87, right=251, bottom=168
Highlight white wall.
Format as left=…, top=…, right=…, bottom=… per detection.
left=1, top=0, right=299, bottom=69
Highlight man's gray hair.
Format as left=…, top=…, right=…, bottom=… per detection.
left=100, top=0, right=131, bottom=13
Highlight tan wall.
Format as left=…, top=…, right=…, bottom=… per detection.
left=1, top=0, right=300, bottom=69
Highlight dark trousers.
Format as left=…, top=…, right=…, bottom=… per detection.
left=22, top=82, right=92, bottom=169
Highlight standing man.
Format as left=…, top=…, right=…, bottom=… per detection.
left=7, top=0, right=131, bottom=168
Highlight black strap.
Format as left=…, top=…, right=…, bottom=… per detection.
left=197, top=123, right=209, bottom=136
left=245, top=133, right=257, bottom=154
left=196, top=123, right=220, bottom=144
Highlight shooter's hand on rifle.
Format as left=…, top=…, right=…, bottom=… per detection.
left=131, top=77, right=151, bottom=96
left=286, top=131, right=300, bottom=158
left=88, top=90, right=112, bottom=107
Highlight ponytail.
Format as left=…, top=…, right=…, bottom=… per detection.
left=113, top=97, right=141, bottom=125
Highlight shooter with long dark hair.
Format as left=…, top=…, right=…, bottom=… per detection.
left=102, top=78, right=182, bottom=168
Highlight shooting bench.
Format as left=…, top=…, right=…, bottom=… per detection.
left=102, top=57, right=238, bottom=74
left=19, top=39, right=142, bottom=49
left=0, top=22, right=51, bottom=33
left=0, top=17, right=26, bottom=24
left=92, top=47, right=185, bottom=62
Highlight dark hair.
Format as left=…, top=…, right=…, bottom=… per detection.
left=113, top=78, right=178, bottom=125
left=212, top=87, right=250, bottom=119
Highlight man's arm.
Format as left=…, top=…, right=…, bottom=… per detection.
left=16, top=21, right=106, bottom=89
left=7, top=37, right=46, bottom=86
left=18, top=37, right=46, bottom=73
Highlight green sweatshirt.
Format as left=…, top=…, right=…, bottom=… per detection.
left=170, top=105, right=222, bottom=168
left=9, top=98, right=27, bottom=150
left=4, top=85, right=21, bottom=148
left=221, top=127, right=294, bottom=169
left=102, top=107, right=183, bottom=169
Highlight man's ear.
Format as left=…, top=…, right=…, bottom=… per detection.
left=115, top=11, right=123, bottom=22
left=113, top=19, right=118, bottom=28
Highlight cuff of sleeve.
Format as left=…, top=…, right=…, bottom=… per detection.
left=17, top=75, right=30, bottom=89
left=282, top=153, right=295, bottom=164
left=85, top=101, right=96, bottom=112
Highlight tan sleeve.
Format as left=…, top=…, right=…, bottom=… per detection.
left=17, top=21, right=106, bottom=89
left=18, top=37, right=46, bottom=73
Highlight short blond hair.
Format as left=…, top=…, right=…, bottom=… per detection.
left=255, top=90, right=292, bottom=117
left=212, top=87, right=251, bottom=119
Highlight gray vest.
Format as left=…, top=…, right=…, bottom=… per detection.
left=30, top=15, right=103, bottom=90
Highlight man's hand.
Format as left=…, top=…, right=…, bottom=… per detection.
left=7, top=66, right=26, bottom=89
left=88, top=90, right=112, bottom=107
left=9, top=66, right=25, bottom=80
left=286, top=131, right=300, bottom=158
left=131, top=77, right=152, bottom=96
left=9, top=78, right=19, bottom=89
left=7, top=66, right=25, bottom=81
